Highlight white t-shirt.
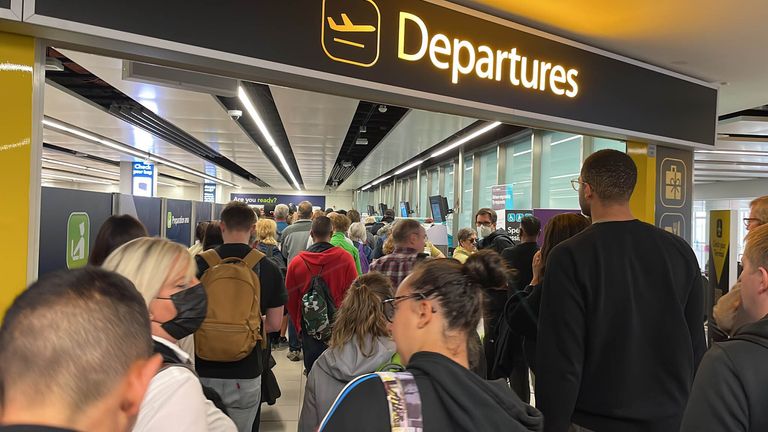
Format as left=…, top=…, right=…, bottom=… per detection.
left=133, top=337, right=236, bottom=432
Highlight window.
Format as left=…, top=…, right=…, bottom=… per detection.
left=477, top=149, right=498, bottom=209
left=443, top=163, right=455, bottom=234
left=693, top=200, right=707, bottom=271
left=505, top=135, right=533, bottom=209
left=429, top=170, right=440, bottom=196
left=541, top=131, right=582, bottom=209
left=420, top=172, right=428, bottom=217
left=593, top=137, right=626, bottom=153
left=459, top=156, right=474, bottom=229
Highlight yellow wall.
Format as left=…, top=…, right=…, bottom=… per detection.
left=0, top=33, right=35, bottom=317
left=627, top=141, right=656, bottom=224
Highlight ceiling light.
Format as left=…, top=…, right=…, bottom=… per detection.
left=356, top=137, right=369, bottom=146
left=42, top=158, right=119, bottom=177
left=371, top=175, right=392, bottom=186
left=361, top=184, right=373, bottom=191
left=395, top=159, right=424, bottom=175
left=696, top=149, right=768, bottom=157
left=238, top=86, right=301, bottom=191
left=549, top=135, right=582, bottom=146
left=43, top=117, right=237, bottom=187
left=431, top=122, right=502, bottom=158
left=41, top=171, right=116, bottom=185
left=359, top=125, right=367, bottom=134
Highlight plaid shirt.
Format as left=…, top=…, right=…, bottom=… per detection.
left=370, top=247, right=420, bottom=289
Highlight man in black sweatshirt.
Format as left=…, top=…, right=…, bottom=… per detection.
left=536, top=150, right=706, bottom=432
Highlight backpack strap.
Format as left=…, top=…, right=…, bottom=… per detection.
left=375, top=371, right=424, bottom=430
left=199, top=249, right=223, bottom=270
left=242, top=249, right=265, bottom=268
left=301, top=257, right=324, bottom=277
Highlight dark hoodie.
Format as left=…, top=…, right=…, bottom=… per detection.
left=479, top=228, right=517, bottom=255
left=319, top=351, right=543, bottom=431
left=680, top=316, right=768, bottom=432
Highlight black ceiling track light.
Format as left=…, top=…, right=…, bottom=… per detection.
left=44, top=48, right=269, bottom=187
left=327, top=102, right=409, bottom=188
left=217, top=82, right=305, bottom=190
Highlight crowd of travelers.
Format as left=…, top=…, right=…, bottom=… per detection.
left=2, top=149, right=768, bottom=432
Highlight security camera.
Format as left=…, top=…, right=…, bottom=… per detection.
left=378, top=105, right=388, bottom=113
left=227, top=109, right=243, bottom=120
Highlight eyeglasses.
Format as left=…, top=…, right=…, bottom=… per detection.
left=382, top=290, right=437, bottom=323
left=570, top=178, right=585, bottom=192
left=744, top=218, right=763, bottom=228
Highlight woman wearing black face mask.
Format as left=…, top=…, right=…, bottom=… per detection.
left=103, top=237, right=236, bottom=432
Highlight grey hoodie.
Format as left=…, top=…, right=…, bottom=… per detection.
left=299, top=336, right=395, bottom=432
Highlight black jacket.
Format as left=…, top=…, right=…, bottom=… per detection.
left=320, top=351, right=542, bottom=431
left=681, top=316, right=768, bottom=432
left=479, top=229, right=517, bottom=255
left=502, top=242, right=539, bottom=292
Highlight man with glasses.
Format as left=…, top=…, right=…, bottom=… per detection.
left=370, top=219, right=428, bottom=290
left=714, top=195, right=768, bottom=338
left=475, top=208, right=516, bottom=254
left=537, top=150, right=705, bottom=432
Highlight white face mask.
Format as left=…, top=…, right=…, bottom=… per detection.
left=477, top=225, right=494, bottom=240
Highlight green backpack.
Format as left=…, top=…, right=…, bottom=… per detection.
left=300, top=259, right=336, bottom=341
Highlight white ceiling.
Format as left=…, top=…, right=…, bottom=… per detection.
left=342, top=110, right=477, bottom=190
left=55, top=49, right=290, bottom=189
left=450, top=0, right=768, bottom=115
left=269, top=86, right=358, bottom=190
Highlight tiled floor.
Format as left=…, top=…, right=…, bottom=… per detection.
left=260, top=349, right=305, bottom=432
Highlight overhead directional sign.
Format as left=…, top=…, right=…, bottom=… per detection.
left=27, top=0, right=717, bottom=145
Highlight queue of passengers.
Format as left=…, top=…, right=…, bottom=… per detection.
left=2, top=149, right=768, bottom=432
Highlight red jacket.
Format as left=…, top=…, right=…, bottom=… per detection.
left=286, top=243, right=358, bottom=333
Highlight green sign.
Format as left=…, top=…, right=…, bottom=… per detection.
left=167, top=211, right=173, bottom=229
left=66, top=212, right=90, bottom=269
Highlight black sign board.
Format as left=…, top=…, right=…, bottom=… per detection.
left=30, top=0, right=716, bottom=145
left=166, top=199, right=192, bottom=246
left=655, top=146, right=693, bottom=244
left=38, top=187, right=113, bottom=276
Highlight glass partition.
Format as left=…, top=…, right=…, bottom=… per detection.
left=505, top=135, right=533, bottom=210
left=459, top=156, right=474, bottom=230
left=541, top=131, right=582, bottom=209
left=478, top=149, right=498, bottom=210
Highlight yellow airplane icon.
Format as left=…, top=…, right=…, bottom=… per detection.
left=327, top=13, right=376, bottom=33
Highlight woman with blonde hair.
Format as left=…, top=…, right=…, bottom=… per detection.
left=299, top=272, right=395, bottom=432
left=103, top=237, right=235, bottom=432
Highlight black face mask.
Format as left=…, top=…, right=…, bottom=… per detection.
left=154, top=283, right=208, bottom=340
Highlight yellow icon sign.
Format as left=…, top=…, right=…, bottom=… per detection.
left=665, top=165, right=682, bottom=201
left=322, top=0, right=381, bottom=67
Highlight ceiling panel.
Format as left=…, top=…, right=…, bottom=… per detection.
left=269, top=86, right=359, bottom=190
left=58, top=49, right=289, bottom=189
left=44, top=84, right=232, bottom=185
left=341, top=110, right=477, bottom=190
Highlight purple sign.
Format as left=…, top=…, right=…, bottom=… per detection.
left=230, top=193, right=326, bottom=209
left=533, top=208, right=583, bottom=246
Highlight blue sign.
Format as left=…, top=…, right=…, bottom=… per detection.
left=505, top=209, right=533, bottom=242
left=132, top=162, right=155, bottom=197
left=203, top=182, right=216, bottom=203
left=230, top=193, right=326, bottom=209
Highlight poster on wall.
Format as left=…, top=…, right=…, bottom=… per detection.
left=39, top=187, right=113, bottom=276
left=492, top=185, right=515, bottom=211
left=655, top=146, right=693, bottom=244
left=708, top=210, right=738, bottom=297
left=505, top=210, right=533, bottom=243
left=230, top=193, right=326, bottom=210
left=115, top=194, right=163, bottom=237
left=166, top=199, right=192, bottom=246
left=533, top=208, right=583, bottom=246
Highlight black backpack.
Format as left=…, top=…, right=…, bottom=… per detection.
left=300, top=260, right=337, bottom=341
left=489, top=289, right=537, bottom=379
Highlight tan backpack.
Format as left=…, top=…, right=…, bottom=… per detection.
left=195, top=249, right=265, bottom=362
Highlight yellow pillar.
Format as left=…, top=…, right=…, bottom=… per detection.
left=627, top=141, right=656, bottom=224
left=0, top=32, right=38, bottom=317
